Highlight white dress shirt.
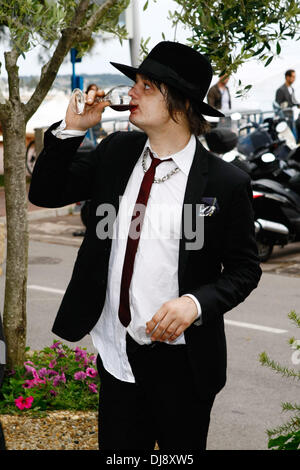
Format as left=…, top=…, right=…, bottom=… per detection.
left=52, top=123, right=202, bottom=383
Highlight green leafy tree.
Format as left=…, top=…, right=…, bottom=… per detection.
left=0, top=0, right=129, bottom=368
left=167, top=0, right=300, bottom=94
left=260, top=311, right=300, bottom=450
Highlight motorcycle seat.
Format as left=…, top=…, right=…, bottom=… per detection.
left=252, top=178, right=300, bottom=207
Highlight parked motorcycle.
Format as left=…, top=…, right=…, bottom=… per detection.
left=237, top=119, right=293, bottom=162
left=204, top=127, right=300, bottom=261
left=213, top=119, right=300, bottom=194
left=252, top=178, right=300, bottom=261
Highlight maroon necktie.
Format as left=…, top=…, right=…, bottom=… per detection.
left=118, top=149, right=172, bottom=327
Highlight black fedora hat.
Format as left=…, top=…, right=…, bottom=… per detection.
left=110, top=41, right=224, bottom=118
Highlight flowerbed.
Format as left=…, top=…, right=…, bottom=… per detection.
left=0, top=341, right=100, bottom=415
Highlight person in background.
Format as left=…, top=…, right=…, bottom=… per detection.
left=275, top=69, right=300, bottom=142
left=207, top=75, right=231, bottom=114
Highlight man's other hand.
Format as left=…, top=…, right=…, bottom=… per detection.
left=146, top=296, right=198, bottom=342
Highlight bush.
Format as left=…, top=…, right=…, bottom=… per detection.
left=259, top=310, right=300, bottom=450
left=0, top=341, right=99, bottom=415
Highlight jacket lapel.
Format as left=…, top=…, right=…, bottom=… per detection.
left=178, top=139, right=209, bottom=288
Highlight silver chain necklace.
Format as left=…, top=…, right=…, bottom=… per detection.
left=142, top=148, right=180, bottom=183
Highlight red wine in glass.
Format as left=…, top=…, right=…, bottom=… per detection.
left=110, top=104, right=135, bottom=112
left=71, top=85, right=132, bottom=114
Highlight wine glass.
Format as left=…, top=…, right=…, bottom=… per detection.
left=71, top=85, right=132, bottom=114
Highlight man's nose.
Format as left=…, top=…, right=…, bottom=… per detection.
left=129, top=84, right=138, bottom=99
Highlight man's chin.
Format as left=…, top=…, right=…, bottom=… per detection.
left=129, top=115, right=144, bottom=132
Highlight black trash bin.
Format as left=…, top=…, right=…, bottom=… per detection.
left=0, top=314, right=6, bottom=450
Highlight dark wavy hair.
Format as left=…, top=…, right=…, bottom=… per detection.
left=150, top=78, right=211, bottom=136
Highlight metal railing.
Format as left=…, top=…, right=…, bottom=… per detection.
left=33, top=106, right=298, bottom=154
left=222, top=106, right=298, bottom=139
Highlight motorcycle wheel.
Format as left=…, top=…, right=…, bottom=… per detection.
left=257, top=241, right=273, bottom=262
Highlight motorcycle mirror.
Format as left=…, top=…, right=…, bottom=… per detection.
left=276, top=121, right=288, bottom=133
left=223, top=153, right=236, bottom=162
left=231, top=112, right=242, bottom=121
left=261, top=153, right=276, bottom=163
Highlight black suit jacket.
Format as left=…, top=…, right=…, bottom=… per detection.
left=29, top=123, right=261, bottom=397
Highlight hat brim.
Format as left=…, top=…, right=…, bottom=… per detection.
left=110, top=61, right=224, bottom=118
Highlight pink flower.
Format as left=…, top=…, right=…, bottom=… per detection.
left=50, top=389, right=57, bottom=397
left=15, top=396, right=34, bottom=410
left=88, top=383, right=98, bottom=393
left=89, top=355, right=97, bottom=365
left=24, top=362, right=39, bottom=378
left=75, top=347, right=87, bottom=361
left=74, top=371, right=86, bottom=381
left=22, top=380, right=35, bottom=389
left=53, top=373, right=66, bottom=387
left=50, top=341, right=61, bottom=350
left=86, top=367, right=97, bottom=378
left=49, top=359, right=57, bottom=369
left=22, top=376, right=46, bottom=389
left=38, top=367, right=48, bottom=378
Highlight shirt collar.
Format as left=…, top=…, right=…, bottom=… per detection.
left=143, top=134, right=196, bottom=177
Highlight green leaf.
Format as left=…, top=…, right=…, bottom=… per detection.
left=143, top=0, right=149, bottom=11
left=264, top=56, right=274, bottom=67
left=276, top=42, right=281, bottom=54
left=268, top=434, right=291, bottom=449
left=253, top=45, right=265, bottom=56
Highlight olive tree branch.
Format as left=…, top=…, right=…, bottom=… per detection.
left=24, top=0, right=91, bottom=122
left=76, top=0, right=120, bottom=41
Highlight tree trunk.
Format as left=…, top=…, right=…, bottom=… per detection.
left=2, top=107, right=28, bottom=369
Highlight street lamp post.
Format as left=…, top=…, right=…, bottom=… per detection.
left=70, top=48, right=83, bottom=91
left=128, top=0, right=141, bottom=67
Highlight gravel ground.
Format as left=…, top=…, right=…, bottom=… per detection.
left=0, top=412, right=160, bottom=450
left=0, top=411, right=98, bottom=450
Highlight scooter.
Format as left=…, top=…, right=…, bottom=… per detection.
left=204, top=127, right=300, bottom=261
left=251, top=178, right=300, bottom=261
left=213, top=120, right=300, bottom=195
left=237, top=120, right=292, bottom=162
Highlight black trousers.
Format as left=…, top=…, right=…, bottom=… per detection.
left=96, top=333, right=215, bottom=451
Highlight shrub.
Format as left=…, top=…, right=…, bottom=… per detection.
left=259, top=310, right=300, bottom=450
left=0, top=341, right=100, bottom=415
